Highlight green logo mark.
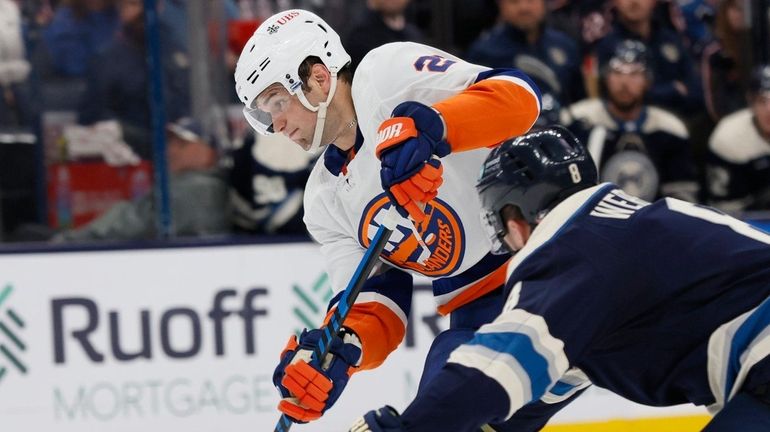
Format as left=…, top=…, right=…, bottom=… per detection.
left=291, top=273, right=333, bottom=335
left=0, top=284, right=28, bottom=385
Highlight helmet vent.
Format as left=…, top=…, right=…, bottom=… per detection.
left=324, top=41, right=329, bottom=48
left=260, top=59, right=271, bottom=71
left=317, top=23, right=328, bottom=33
left=249, top=44, right=255, bottom=53
left=509, top=155, right=534, bottom=180
left=247, top=70, right=259, bottom=84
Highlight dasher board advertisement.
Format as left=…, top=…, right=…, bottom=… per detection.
left=0, top=243, right=706, bottom=431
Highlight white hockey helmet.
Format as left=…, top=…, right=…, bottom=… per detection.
left=234, top=9, right=351, bottom=152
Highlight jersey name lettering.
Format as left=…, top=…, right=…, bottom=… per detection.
left=590, top=189, right=649, bottom=219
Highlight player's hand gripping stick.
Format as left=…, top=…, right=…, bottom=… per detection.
left=273, top=207, right=400, bottom=432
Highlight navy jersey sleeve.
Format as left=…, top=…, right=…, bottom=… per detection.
left=400, top=241, right=617, bottom=428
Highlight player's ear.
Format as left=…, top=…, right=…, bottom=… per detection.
left=505, top=218, right=532, bottom=250
left=310, top=63, right=332, bottom=93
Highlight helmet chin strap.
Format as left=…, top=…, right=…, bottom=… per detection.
left=296, top=71, right=338, bottom=153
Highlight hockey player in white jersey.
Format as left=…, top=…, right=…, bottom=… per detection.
left=233, top=9, right=547, bottom=428
left=350, top=126, right=770, bottom=431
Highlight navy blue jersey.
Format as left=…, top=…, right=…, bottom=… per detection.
left=465, top=23, right=586, bottom=106
left=564, top=99, right=699, bottom=202
left=707, top=109, right=770, bottom=213
left=401, top=183, right=770, bottom=431
left=228, top=133, right=316, bottom=235
left=594, top=22, right=702, bottom=113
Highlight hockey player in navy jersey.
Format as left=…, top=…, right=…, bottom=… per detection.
left=707, top=64, right=770, bottom=213
left=350, top=126, right=770, bottom=432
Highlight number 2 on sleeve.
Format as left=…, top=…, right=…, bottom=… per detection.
left=414, top=55, right=456, bottom=72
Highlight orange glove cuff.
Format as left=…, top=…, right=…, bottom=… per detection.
left=375, top=117, right=418, bottom=159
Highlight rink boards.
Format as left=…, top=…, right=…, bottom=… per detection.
left=0, top=242, right=708, bottom=431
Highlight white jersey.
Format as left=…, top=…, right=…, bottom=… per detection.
left=304, top=42, right=539, bottom=315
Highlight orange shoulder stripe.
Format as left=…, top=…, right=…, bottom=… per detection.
left=432, top=77, right=540, bottom=152
left=437, top=260, right=510, bottom=316
left=323, top=302, right=406, bottom=371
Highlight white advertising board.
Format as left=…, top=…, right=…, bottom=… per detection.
left=0, top=243, right=706, bottom=431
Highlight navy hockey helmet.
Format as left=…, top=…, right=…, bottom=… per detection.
left=749, top=64, right=770, bottom=97
left=476, top=126, right=598, bottom=254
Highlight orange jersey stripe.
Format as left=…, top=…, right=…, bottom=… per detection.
left=324, top=302, right=406, bottom=371
left=432, top=77, right=540, bottom=152
left=437, top=260, right=510, bottom=316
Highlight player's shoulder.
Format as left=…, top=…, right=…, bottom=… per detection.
left=356, top=42, right=458, bottom=75
left=508, top=184, right=616, bottom=272
left=709, top=108, right=766, bottom=163
left=642, top=106, right=689, bottom=139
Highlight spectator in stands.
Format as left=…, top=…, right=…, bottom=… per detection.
left=465, top=0, right=586, bottom=106
left=701, top=0, right=751, bottom=123
left=42, top=0, right=119, bottom=77
left=546, top=0, right=608, bottom=45
left=563, top=39, right=699, bottom=202
left=228, top=132, right=317, bottom=236
left=15, top=0, right=55, bottom=56
left=51, top=117, right=230, bottom=242
left=343, top=0, right=424, bottom=72
left=593, top=0, right=702, bottom=113
left=706, top=65, right=770, bottom=213
left=0, top=0, right=34, bottom=129
left=77, top=0, right=190, bottom=160
left=676, top=0, right=715, bottom=58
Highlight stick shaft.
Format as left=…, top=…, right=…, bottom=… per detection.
left=273, top=218, right=395, bottom=432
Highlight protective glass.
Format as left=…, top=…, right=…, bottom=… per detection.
left=479, top=209, right=509, bottom=255
left=243, top=85, right=295, bottom=135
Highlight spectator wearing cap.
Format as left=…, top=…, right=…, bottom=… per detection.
left=706, top=65, right=770, bottom=213
left=342, top=0, right=424, bottom=72
left=563, top=39, right=699, bottom=203
left=51, top=117, right=230, bottom=242
left=593, top=0, right=702, bottom=113
left=465, top=0, right=586, bottom=106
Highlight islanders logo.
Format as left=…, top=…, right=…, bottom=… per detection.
left=358, top=194, right=465, bottom=276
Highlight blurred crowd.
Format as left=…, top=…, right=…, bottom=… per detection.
left=0, top=0, right=768, bottom=244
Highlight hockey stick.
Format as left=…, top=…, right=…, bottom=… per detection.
left=274, top=207, right=400, bottom=432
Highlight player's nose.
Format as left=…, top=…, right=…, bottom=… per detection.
left=272, top=113, right=288, bottom=134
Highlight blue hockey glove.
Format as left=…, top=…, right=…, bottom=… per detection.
left=272, top=328, right=361, bottom=423
left=375, top=101, right=450, bottom=223
left=349, top=406, right=407, bottom=432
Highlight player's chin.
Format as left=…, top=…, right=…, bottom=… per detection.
left=293, top=138, right=310, bottom=151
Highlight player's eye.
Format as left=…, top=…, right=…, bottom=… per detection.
left=271, top=97, right=288, bottom=114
